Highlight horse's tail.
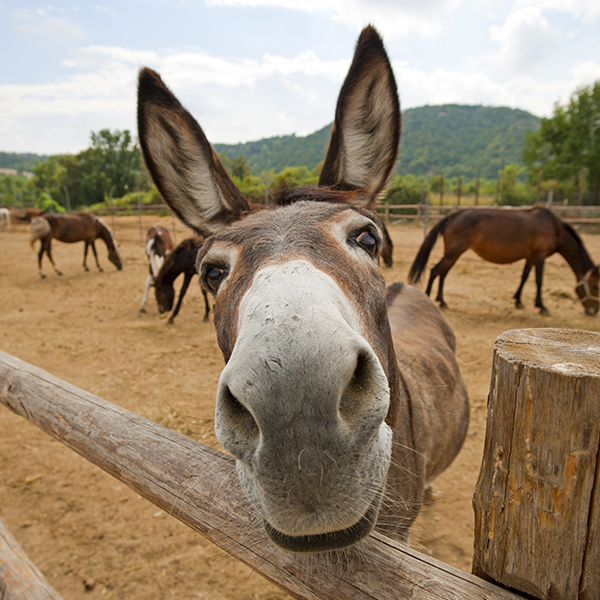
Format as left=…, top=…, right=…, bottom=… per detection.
left=29, top=217, right=51, bottom=249
left=408, top=214, right=450, bottom=284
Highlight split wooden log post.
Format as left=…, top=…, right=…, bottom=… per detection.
left=0, top=351, right=525, bottom=600
left=0, top=517, right=63, bottom=600
left=473, top=328, right=600, bottom=600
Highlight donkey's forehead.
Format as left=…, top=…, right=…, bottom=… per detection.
left=210, top=201, right=377, bottom=251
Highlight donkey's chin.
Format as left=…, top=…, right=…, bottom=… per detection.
left=263, top=495, right=382, bottom=553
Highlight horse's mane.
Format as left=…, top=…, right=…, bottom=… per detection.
left=155, top=238, right=199, bottom=285
left=93, top=215, right=117, bottom=248
left=561, top=220, right=595, bottom=270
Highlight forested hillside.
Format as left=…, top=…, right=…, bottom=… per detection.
left=0, top=152, right=47, bottom=172
left=214, top=104, right=540, bottom=179
left=2, top=105, right=540, bottom=181
left=398, top=105, right=540, bottom=178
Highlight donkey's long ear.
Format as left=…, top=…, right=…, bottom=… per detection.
left=137, top=68, right=250, bottom=236
left=319, top=26, right=400, bottom=205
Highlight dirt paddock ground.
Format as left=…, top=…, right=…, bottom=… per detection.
left=1, top=214, right=599, bottom=599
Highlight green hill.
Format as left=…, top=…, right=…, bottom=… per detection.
left=214, top=104, right=540, bottom=180
left=0, top=151, right=48, bottom=173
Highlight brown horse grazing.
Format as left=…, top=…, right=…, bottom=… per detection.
left=29, top=212, right=123, bottom=278
left=154, top=238, right=210, bottom=324
left=408, top=206, right=600, bottom=316
left=137, top=26, right=469, bottom=553
left=140, top=225, right=174, bottom=313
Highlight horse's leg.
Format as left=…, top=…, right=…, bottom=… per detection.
left=534, top=259, right=550, bottom=315
left=90, top=241, right=103, bottom=271
left=83, top=242, right=90, bottom=271
left=201, top=289, right=210, bottom=322
left=427, top=253, right=462, bottom=309
left=167, top=272, right=192, bottom=324
left=45, top=240, right=62, bottom=276
left=513, top=261, right=532, bottom=308
left=140, top=274, right=153, bottom=313
left=37, top=244, right=46, bottom=278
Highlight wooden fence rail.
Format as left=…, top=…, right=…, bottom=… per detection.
left=0, top=517, right=63, bottom=600
left=0, top=351, right=525, bottom=600
left=377, top=203, right=600, bottom=226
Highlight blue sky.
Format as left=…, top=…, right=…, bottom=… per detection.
left=1, top=0, right=599, bottom=155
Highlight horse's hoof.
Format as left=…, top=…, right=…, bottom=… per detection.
left=40, top=274, right=46, bottom=279
left=203, top=315, right=210, bottom=323
left=539, top=308, right=550, bottom=316
left=515, top=301, right=524, bottom=309
left=139, top=308, right=146, bottom=314
left=56, top=271, right=63, bottom=276
left=439, top=302, right=448, bottom=310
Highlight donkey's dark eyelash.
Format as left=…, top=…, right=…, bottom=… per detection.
left=200, top=263, right=229, bottom=292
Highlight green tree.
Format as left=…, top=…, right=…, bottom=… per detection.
left=230, top=155, right=251, bottom=180
left=523, top=81, right=600, bottom=203
left=30, top=129, right=145, bottom=208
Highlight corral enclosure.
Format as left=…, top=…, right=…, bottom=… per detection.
left=1, top=215, right=599, bottom=600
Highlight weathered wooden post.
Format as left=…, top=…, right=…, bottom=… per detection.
left=473, top=328, right=600, bottom=600
left=578, top=168, right=586, bottom=210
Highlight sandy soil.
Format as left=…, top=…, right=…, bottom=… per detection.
left=1, top=214, right=599, bottom=599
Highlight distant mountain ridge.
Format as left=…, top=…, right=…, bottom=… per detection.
left=2, top=105, right=540, bottom=181
left=0, top=151, right=47, bottom=173
left=214, top=104, right=541, bottom=180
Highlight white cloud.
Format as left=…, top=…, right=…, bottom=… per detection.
left=515, top=0, right=600, bottom=18
left=394, top=56, right=600, bottom=118
left=489, top=7, right=558, bottom=73
left=0, top=45, right=350, bottom=153
left=14, top=8, right=86, bottom=44
left=206, top=0, right=451, bottom=38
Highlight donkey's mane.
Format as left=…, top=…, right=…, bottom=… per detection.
left=272, top=185, right=366, bottom=207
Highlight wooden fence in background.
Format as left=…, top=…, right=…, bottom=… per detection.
left=378, top=203, right=600, bottom=226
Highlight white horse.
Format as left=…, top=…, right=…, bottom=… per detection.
left=0, top=208, right=11, bottom=232
left=137, top=26, right=469, bottom=552
left=140, top=225, right=174, bottom=312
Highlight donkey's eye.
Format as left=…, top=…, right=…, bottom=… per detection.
left=203, top=265, right=228, bottom=292
left=355, top=229, right=379, bottom=257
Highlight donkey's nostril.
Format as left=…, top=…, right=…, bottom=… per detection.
left=220, top=386, right=259, bottom=437
left=339, top=350, right=380, bottom=422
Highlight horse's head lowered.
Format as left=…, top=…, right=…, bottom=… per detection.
left=138, top=27, right=402, bottom=552
left=575, top=267, right=600, bottom=316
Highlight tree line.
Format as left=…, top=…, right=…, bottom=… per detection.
left=1, top=80, right=598, bottom=212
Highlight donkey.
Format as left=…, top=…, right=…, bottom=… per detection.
left=29, top=212, right=122, bottom=277
left=140, top=225, right=174, bottom=313
left=138, top=26, right=469, bottom=552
